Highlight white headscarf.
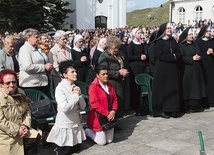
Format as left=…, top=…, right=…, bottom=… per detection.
left=97, top=38, right=107, bottom=52
left=131, top=28, right=139, bottom=40
left=73, top=34, right=83, bottom=48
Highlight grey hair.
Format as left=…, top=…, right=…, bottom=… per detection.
left=53, top=30, right=67, bottom=40
left=22, top=28, right=38, bottom=40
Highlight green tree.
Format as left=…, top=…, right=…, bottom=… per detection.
left=0, top=0, right=73, bottom=32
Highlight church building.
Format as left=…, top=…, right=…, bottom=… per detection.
left=65, top=0, right=126, bottom=29
left=171, top=0, right=214, bottom=26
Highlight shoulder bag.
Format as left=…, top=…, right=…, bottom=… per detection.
left=96, top=92, right=118, bottom=131
left=29, top=98, right=56, bottom=119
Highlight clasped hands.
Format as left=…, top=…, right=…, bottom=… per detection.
left=80, top=56, right=87, bottom=62
left=118, top=68, right=129, bottom=77
left=45, top=63, right=53, bottom=71
left=207, top=48, right=214, bottom=55
left=107, top=110, right=116, bottom=122
left=19, top=124, right=29, bottom=138
left=193, top=54, right=201, bottom=61
left=72, top=86, right=82, bottom=96
left=141, top=54, right=147, bottom=60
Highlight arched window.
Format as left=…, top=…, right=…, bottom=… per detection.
left=95, top=16, right=107, bottom=28
left=195, top=6, right=203, bottom=21
left=178, top=7, right=185, bottom=24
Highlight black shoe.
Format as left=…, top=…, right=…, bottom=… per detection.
left=189, top=108, right=204, bottom=113
left=83, top=125, right=90, bottom=130
left=185, top=109, right=191, bottom=114
left=160, top=113, right=170, bottom=119
left=134, top=112, right=141, bottom=116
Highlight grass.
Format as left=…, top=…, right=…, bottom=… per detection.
left=126, top=2, right=170, bottom=27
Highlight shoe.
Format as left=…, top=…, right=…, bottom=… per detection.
left=83, top=125, right=90, bottom=130
left=189, top=108, right=204, bottom=113
left=185, top=109, right=190, bottom=114
left=134, top=112, right=141, bottom=116
left=160, top=113, right=170, bottom=119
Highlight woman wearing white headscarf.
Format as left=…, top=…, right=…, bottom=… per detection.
left=152, top=22, right=182, bottom=119
left=127, top=28, right=147, bottom=115
left=48, top=30, right=72, bottom=90
left=92, top=38, right=107, bottom=68
left=71, top=34, right=90, bottom=82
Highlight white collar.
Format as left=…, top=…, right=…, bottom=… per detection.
left=162, top=36, right=170, bottom=40
left=99, top=80, right=109, bottom=94
left=133, top=40, right=141, bottom=45
left=202, top=37, right=209, bottom=41
left=73, top=47, right=81, bottom=52
left=97, top=47, right=104, bottom=52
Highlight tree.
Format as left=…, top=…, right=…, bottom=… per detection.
left=0, top=0, right=74, bottom=32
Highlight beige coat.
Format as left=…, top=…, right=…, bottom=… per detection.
left=18, top=41, right=49, bottom=87
left=49, top=44, right=72, bottom=74
left=0, top=88, right=31, bottom=155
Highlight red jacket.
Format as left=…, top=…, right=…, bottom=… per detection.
left=86, top=77, right=118, bottom=131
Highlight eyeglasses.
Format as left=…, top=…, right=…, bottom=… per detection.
left=3, top=81, right=17, bottom=85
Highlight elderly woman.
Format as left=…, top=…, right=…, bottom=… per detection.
left=85, top=65, right=118, bottom=145
left=98, top=35, right=129, bottom=118
left=0, top=69, right=31, bottom=155
left=0, top=35, right=19, bottom=73
left=48, top=30, right=72, bottom=90
left=38, top=33, right=50, bottom=56
left=72, top=34, right=90, bottom=82
left=47, top=60, right=86, bottom=155
left=18, top=28, right=53, bottom=95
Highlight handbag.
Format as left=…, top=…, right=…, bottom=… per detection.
left=29, top=98, right=56, bottom=119
left=96, top=112, right=118, bottom=131
left=96, top=92, right=118, bottom=131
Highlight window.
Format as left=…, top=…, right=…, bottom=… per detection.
left=195, top=6, right=203, bottom=21
left=95, top=16, right=107, bottom=28
left=178, top=7, right=185, bottom=24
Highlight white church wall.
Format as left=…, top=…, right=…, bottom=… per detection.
left=65, top=0, right=126, bottom=30
left=172, top=0, right=214, bottom=25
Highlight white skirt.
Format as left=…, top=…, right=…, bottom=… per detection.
left=47, top=125, right=86, bottom=147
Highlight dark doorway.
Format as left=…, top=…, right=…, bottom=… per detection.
left=95, top=16, right=107, bottom=28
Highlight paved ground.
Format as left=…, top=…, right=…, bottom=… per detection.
left=31, top=108, right=214, bottom=155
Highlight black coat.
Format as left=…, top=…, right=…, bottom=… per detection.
left=152, top=37, right=182, bottom=116
left=179, top=42, right=206, bottom=100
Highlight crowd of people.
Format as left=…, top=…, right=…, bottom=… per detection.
left=0, top=18, right=214, bottom=154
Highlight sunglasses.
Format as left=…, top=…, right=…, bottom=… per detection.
left=3, top=81, right=17, bottom=85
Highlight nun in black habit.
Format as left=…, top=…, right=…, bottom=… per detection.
left=196, top=25, right=214, bottom=107
left=147, top=31, right=158, bottom=76
left=179, top=28, right=206, bottom=113
left=152, top=22, right=182, bottom=118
